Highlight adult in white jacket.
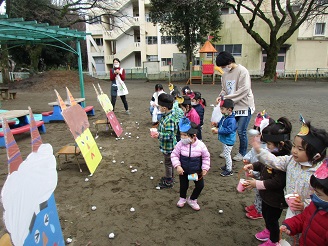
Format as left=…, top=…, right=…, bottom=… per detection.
left=216, top=51, right=255, bottom=162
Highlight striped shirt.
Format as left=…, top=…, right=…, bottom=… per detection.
left=158, top=111, right=177, bottom=154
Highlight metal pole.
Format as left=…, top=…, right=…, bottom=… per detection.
left=169, top=64, right=172, bottom=83
left=316, top=68, right=318, bottom=83
left=76, top=40, right=85, bottom=107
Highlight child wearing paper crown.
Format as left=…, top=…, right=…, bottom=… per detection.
left=280, top=159, right=328, bottom=246
left=251, top=116, right=328, bottom=221
left=243, top=117, right=292, bottom=246
left=212, top=98, right=237, bottom=177
left=171, top=117, right=210, bottom=211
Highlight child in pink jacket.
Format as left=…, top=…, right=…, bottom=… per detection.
left=171, top=117, right=210, bottom=211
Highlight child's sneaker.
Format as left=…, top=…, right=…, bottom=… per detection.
left=220, top=165, right=227, bottom=171
left=245, top=204, right=256, bottom=212
left=232, top=153, right=243, bottom=161
left=259, top=239, right=280, bottom=246
left=255, top=228, right=270, bottom=241
left=126, top=110, right=131, bottom=115
left=158, top=178, right=173, bottom=188
left=177, top=198, right=187, bottom=208
left=220, top=170, right=233, bottom=177
left=246, top=209, right=263, bottom=220
left=187, top=197, right=200, bottom=211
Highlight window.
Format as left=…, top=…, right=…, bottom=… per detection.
left=315, top=23, right=326, bottom=36
left=161, top=36, right=177, bottom=44
left=145, top=13, right=152, bottom=22
left=146, top=36, right=157, bottom=45
left=161, top=58, right=172, bottom=66
left=147, top=55, right=158, bottom=61
left=89, top=15, right=101, bottom=24
left=216, top=44, right=242, bottom=56
left=94, top=38, right=103, bottom=46
left=318, top=0, right=328, bottom=5
left=220, top=7, right=235, bottom=15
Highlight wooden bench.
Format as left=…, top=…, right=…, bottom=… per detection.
left=56, top=145, right=82, bottom=172
left=93, top=119, right=110, bottom=137
left=9, top=91, right=17, bottom=99
left=0, top=121, right=46, bottom=147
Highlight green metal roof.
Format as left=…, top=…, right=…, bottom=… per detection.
left=0, top=15, right=87, bottom=45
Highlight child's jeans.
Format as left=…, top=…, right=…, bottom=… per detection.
left=179, top=173, right=204, bottom=200
left=222, top=144, right=233, bottom=171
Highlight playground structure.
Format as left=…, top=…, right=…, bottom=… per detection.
left=186, top=40, right=223, bottom=85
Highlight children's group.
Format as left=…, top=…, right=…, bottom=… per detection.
left=149, top=51, right=328, bottom=246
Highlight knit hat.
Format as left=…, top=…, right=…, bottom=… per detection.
left=179, top=117, right=198, bottom=135
left=313, top=159, right=328, bottom=189
left=220, top=98, right=234, bottom=109
left=158, top=93, right=174, bottom=109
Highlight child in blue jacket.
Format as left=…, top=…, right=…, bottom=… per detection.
left=212, top=99, right=237, bottom=177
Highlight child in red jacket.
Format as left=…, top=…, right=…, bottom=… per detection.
left=280, top=159, right=328, bottom=246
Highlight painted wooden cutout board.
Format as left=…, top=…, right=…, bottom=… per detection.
left=55, top=88, right=102, bottom=174
left=1, top=107, right=64, bottom=246
left=93, top=84, right=123, bottom=137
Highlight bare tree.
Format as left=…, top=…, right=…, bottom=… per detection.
left=225, top=0, right=328, bottom=80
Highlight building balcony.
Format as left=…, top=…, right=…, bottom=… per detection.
left=105, top=42, right=141, bottom=64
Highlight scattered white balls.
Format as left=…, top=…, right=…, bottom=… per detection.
left=66, top=237, right=73, bottom=244
left=156, top=186, right=161, bottom=190
left=85, top=178, right=89, bottom=182
left=121, top=161, right=124, bottom=164
left=219, top=209, right=223, bottom=214
left=108, top=233, right=115, bottom=239
left=91, top=206, right=97, bottom=211
left=130, top=207, right=135, bottom=212
left=112, top=160, right=116, bottom=163
left=150, top=176, right=154, bottom=180
left=131, top=169, right=137, bottom=173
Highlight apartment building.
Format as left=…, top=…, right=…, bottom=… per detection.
left=86, top=1, right=328, bottom=78
left=86, top=0, right=181, bottom=77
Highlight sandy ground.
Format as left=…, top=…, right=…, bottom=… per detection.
left=0, top=71, right=327, bottom=245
